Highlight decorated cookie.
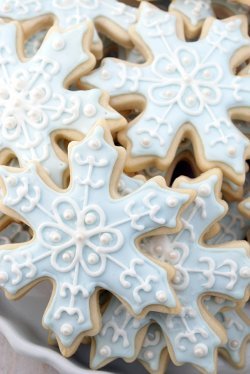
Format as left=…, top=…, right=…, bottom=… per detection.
left=169, top=0, right=250, bottom=39
left=0, top=21, right=124, bottom=186
left=0, top=125, right=193, bottom=356
left=218, top=302, right=250, bottom=368
left=90, top=169, right=250, bottom=373
left=0, top=0, right=137, bottom=56
left=83, top=3, right=250, bottom=186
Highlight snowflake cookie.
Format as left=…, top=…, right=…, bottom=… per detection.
left=83, top=2, right=250, bottom=186
left=169, top=0, right=250, bottom=38
left=0, top=0, right=137, bottom=56
left=0, top=125, right=192, bottom=356
left=217, top=303, right=250, bottom=368
left=90, top=169, right=250, bottom=373
left=0, top=21, right=124, bottom=186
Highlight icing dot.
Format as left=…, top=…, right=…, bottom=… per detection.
left=198, top=184, right=211, bottom=197
left=203, top=88, right=211, bottom=98
left=27, top=109, right=41, bottom=122
left=0, top=272, right=8, bottom=283
left=100, top=233, right=112, bottom=245
left=75, top=232, right=85, bottom=243
left=5, top=176, right=17, bottom=187
left=164, top=90, right=174, bottom=99
left=203, top=69, right=212, bottom=79
left=156, top=290, right=167, bottom=303
left=3, top=116, right=17, bottom=129
left=182, top=55, right=191, bottom=66
left=0, top=87, right=9, bottom=99
left=154, top=245, right=163, bottom=255
left=173, top=273, right=181, bottom=284
left=100, top=345, right=111, bottom=357
left=229, top=339, right=239, bottom=349
left=88, top=138, right=102, bottom=150
left=87, top=253, right=99, bottom=265
left=144, top=350, right=154, bottom=360
left=166, top=197, right=178, bottom=208
left=193, top=343, right=208, bottom=358
left=13, top=77, right=26, bottom=91
left=227, top=146, right=237, bottom=158
left=52, top=36, right=65, bottom=51
left=101, top=69, right=111, bottom=80
left=83, top=104, right=97, bottom=117
left=63, top=209, right=75, bottom=220
left=141, top=137, right=151, bottom=148
left=60, top=323, right=73, bottom=336
left=62, top=251, right=73, bottom=262
left=31, top=87, right=46, bottom=101
left=85, top=212, right=96, bottom=225
left=50, top=231, right=61, bottom=243
left=169, top=251, right=178, bottom=260
left=186, top=95, right=196, bottom=107
left=2, top=3, right=11, bottom=12
left=165, top=63, right=176, bottom=73
left=239, top=266, right=250, bottom=278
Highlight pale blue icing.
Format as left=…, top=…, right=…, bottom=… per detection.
left=0, top=22, right=121, bottom=186
left=217, top=304, right=250, bottom=365
left=137, top=323, right=167, bottom=372
left=169, top=0, right=249, bottom=27
left=0, top=0, right=137, bottom=47
left=83, top=3, right=250, bottom=182
left=0, top=126, right=191, bottom=349
left=91, top=170, right=250, bottom=373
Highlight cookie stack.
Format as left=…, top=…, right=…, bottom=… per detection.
left=0, top=1, right=249, bottom=373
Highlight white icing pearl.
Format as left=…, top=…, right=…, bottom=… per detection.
left=169, top=251, right=178, bottom=260
left=3, top=116, right=17, bottom=129
left=27, top=109, right=41, bottom=122
left=198, top=184, right=211, bottom=197
left=6, top=176, right=17, bottom=186
left=164, top=90, right=174, bottom=99
left=83, top=104, right=97, bottom=117
left=62, top=251, right=73, bottom=262
left=203, top=88, right=211, bottom=97
left=166, top=197, right=178, bottom=208
left=50, top=231, right=61, bottom=243
left=13, top=77, right=26, bottom=91
left=141, top=137, right=151, bottom=148
left=100, top=233, right=112, bottom=245
left=100, top=345, right=111, bottom=357
left=229, top=340, right=239, bottom=349
left=144, top=350, right=154, bottom=360
left=101, top=69, right=111, bottom=80
left=154, top=245, right=163, bottom=255
left=52, top=36, right=65, bottom=51
left=156, top=290, right=167, bottom=303
left=182, top=55, right=191, bottom=66
left=88, top=139, right=101, bottom=150
left=60, top=323, right=73, bottom=336
left=0, top=87, right=9, bottom=99
left=193, top=343, right=208, bottom=358
left=239, top=266, right=250, bottom=278
left=203, top=69, right=212, bottom=79
left=63, top=209, right=75, bottom=220
left=173, top=273, right=181, bottom=284
left=227, top=146, right=237, bottom=157
left=32, top=87, right=45, bottom=100
left=75, top=232, right=85, bottom=243
left=85, top=213, right=96, bottom=225
left=87, top=253, right=99, bottom=265
left=0, top=272, right=8, bottom=283
left=165, top=63, right=176, bottom=73
left=186, top=95, right=196, bottom=107
left=2, top=3, right=11, bottom=12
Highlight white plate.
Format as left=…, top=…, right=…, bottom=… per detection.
left=0, top=282, right=249, bottom=374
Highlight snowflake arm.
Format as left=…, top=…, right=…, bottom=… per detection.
left=0, top=21, right=124, bottom=186
left=0, top=125, right=192, bottom=355
left=0, top=0, right=137, bottom=51
left=83, top=3, right=250, bottom=185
